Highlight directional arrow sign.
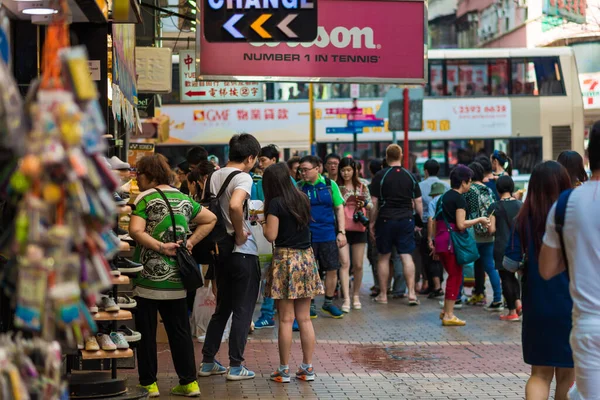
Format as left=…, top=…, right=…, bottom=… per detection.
left=251, top=14, right=272, bottom=39
left=202, top=0, right=318, bottom=42
left=347, top=119, right=385, bottom=128
left=326, top=127, right=363, bottom=134
left=277, top=14, right=298, bottom=38
left=222, top=14, right=244, bottom=39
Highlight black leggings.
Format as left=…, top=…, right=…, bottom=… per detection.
left=499, top=269, right=520, bottom=310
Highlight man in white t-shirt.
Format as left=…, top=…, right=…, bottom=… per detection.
left=199, top=134, right=261, bottom=381
left=540, top=121, right=600, bottom=400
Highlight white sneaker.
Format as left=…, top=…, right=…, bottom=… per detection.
left=110, top=332, right=129, bottom=349
left=118, top=325, right=142, bottom=342
left=97, top=333, right=117, bottom=351
left=85, top=336, right=100, bottom=351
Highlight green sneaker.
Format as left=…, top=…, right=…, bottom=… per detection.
left=139, top=382, right=160, bottom=398
left=171, top=381, right=201, bottom=397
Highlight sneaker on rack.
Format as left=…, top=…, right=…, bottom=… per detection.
left=109, top=332, right=130, bottom=349
left=118, top=325, right=142, bottom=342
left=109, top=261, right=121, bottom=277
left=89, top=304, right=99, bottom=314
left=97, top=333, right=117, bottom=351
left=84, top=336, right=100, bottom=351
left=99, top=296, right=120, bottom=312
left=117, top=295, right=137, bottom=309
left=114, top=256, right=143, bottom=274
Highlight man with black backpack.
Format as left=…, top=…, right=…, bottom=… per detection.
left=369, top=144, right=423, bottom=306
left=298, top=155, right=347, bottom=319
left=199, top=134, right=262, bottom=381
left=540, top=121, right=600, bottom=400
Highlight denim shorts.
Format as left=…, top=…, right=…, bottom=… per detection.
left=375, top=218, right=416, bottom=255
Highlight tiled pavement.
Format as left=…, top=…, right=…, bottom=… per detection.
left=121, top=275, right=544, bottom=399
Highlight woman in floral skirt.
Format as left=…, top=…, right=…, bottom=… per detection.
left=261, top=163, right=324, bottom=383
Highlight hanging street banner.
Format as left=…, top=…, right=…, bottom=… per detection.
left=196, top=0, right=426, bottom=83
left=179, top=50, right=263, bottom=102
left=202, top=0, right=318, bottom=42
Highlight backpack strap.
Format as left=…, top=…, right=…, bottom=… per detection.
left=554, top=188, right=574, bottom=273
left=378, top=167, right=394, bottom=206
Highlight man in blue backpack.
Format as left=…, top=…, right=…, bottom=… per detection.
left=540, top=121, right=600, bottom=400
left=298, top=155, right=347, bottom=319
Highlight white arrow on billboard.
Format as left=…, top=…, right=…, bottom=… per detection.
left=277, top=14, right=298, bottom=38
left=223, top=14, right=244, bottom=39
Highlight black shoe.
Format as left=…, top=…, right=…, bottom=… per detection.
left=114, top=256, right=143, bottom=274
left=109, top=261, right=121, bottom=277
left=428, top=289, right=444, bottom=299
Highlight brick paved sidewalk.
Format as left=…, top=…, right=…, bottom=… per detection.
left=122, top=274, right=542, bottom=399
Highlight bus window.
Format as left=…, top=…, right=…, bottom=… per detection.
left=490, top=59, right=509, bottom=96
left=511, top=60, right=538, bottom=95
left=536, top=58, right=565, bottom=95
left=447, top=60, right=489, bottom=96
left=428, top=62, right=444, bottom=97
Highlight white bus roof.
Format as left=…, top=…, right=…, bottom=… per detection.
left=428, top=47, right=574, bottom=59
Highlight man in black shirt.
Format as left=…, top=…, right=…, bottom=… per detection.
left=370, top=145, right=423, bottom=305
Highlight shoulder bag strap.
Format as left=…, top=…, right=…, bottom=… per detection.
left=555, top=188, right=574, bottom=272
left=215, top=171, right=243, bottom=199
left=153, top=187, right=178, bottom=244
left=379, top=168, right=393, bottom=206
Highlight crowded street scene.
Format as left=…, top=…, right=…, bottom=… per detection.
left=0, top=0, right=599, bottom=399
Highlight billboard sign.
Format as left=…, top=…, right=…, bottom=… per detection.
left=543, top=0, right=586, bottom=24
left=202, top=0, right=318, bottom=42
left=580, top=72, right=600, bottom=109
left=179, top=50, right=263, bottom=103
left=196, top=0, right=427, bottom=83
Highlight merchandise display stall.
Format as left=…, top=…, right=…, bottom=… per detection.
left=0, top=0, right=145, bottom=397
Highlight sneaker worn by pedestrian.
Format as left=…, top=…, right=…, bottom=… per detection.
left=139, top=382, right=160, bottom=398
left=296, top=366, right=315, bottom=381
left=467, top=293, right=486, bottom=306
left=85, top=336, right=100, bottom=351
left=254, top=316, right=275, bottom=329
left=171, top=381, right=200, bottom=397
left=109, top=332, right=130, bottom=349
left=99, top=296, right=120, bottom=312
left=114, top=256, right=143, bottom=274
left=428, top=289, right=444, bottom=299
left=117, top=295, right=137, bottom=309
left=270, top=369, right=291, bottom=383
left=321, top=303, right=344, bottom=319
left=118, top=325, right=142, bottom=342
left=341, top=299, right=351, bottom=313
left=97, top=333, right=117, bottom=351
left=310, top=304, right=318, bottom=319
left=198, top=361, right=227, bottom=377
left=484, top=301, right=505, bottom=312
left=226, top=366, right=255, bottom=381
left=292, top=319, right=300, bottom=332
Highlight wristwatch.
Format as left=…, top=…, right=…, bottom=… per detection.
left=337, top=230, right=346, bottom=235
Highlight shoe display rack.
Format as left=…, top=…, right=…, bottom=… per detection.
left=67, top=274, right=135, bottom=398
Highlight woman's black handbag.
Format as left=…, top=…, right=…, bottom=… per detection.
left=154, top=188, right=204, bottom=291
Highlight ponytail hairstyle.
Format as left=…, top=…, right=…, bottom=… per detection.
left=492, top=150, right=512, bottom=176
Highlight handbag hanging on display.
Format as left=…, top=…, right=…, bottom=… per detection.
left=154, top=188, right=204, bottom=291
